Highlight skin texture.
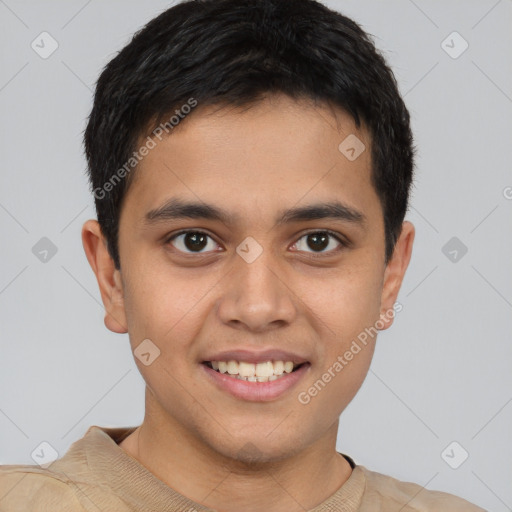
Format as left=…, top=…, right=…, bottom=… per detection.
left=82, top=94, right=414, bottom=512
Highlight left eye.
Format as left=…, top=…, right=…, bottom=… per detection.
left=292, top=231, right=344, bottom=254
left=166, top=230, right=344, bottom=255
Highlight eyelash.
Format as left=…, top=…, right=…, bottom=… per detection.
left=164, top=229, right=348, bottom=257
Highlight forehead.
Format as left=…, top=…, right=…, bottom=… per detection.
left=121, top=95, right=380, bottom=229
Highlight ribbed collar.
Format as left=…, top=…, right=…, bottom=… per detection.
left=66, top=425, right=365, bottom=511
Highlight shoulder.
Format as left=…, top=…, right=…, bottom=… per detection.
left=0, top=464, right=86, bottom=511
left=358, top=465, right=487, bottom=511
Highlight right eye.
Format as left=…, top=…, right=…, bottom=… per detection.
left=165, top=230, right=222, bottom=254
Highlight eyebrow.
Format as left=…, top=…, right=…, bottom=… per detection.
left=144, top=198, right=367, bottom=228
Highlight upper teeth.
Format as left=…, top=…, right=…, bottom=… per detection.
left=211, top=360, right=296, bottom=377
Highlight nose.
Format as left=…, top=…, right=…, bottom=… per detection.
left=216, top=245, right=297, bottom=333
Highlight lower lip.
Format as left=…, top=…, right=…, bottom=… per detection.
left=201, top=363, right=311, bottom=402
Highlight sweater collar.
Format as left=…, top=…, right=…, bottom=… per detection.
left=76, top=425, right=365, bottom=511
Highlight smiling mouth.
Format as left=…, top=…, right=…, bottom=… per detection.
left=202, top=360, right=308, bottom=382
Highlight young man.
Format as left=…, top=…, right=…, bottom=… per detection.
left=0, top=0, right=486, bottom=510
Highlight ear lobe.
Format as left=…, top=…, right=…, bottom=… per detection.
left=81, top=219, right=128, bottom=334
left=378, top=221, right=415, bottom=330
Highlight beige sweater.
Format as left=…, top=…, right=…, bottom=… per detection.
left=0, top=425, right=486, bottom=511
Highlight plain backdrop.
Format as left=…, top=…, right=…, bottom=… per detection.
left=0, top=1, right=511, bottom=509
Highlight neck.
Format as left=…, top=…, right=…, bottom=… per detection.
left=119, top=391, right=353, bottom=512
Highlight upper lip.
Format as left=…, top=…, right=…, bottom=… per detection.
left=201, top=348, right=310, bottom=365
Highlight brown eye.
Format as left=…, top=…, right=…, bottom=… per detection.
left=293, top=231, right=344, bottom=254
left=167, top=231, right=219, bottom=253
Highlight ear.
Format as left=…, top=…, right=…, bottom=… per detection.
left=378, top=221, right=415, bottom=330
left=81, top=219, right=128, bottom=334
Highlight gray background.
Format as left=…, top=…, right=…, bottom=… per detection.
left=0, top=0, right=511, bottom=509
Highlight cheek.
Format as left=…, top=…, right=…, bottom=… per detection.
left=291, top=256, right=382, bottom=405
left=295, top=304, right=378, bottom=424
left=294, top=341, right=376, bottom=439
left=294, top=258, right=383, bottom=336
left=121, top=264, right=219, bottom=359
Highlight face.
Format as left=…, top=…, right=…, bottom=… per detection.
left=83, top=94, right=414, bottom=463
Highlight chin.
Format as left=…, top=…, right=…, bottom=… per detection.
left=210, top=433, right=305, bottom=468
